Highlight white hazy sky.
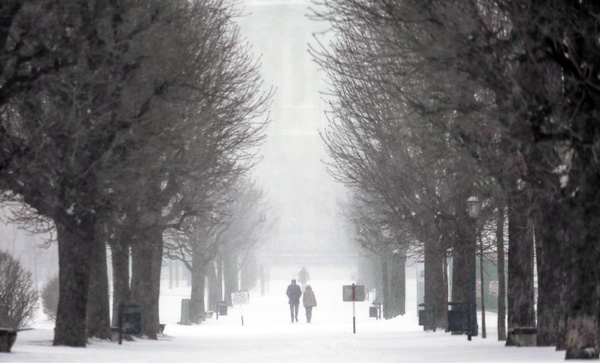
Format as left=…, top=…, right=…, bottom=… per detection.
left=0, top=0, right=352, bottom=282
left=234, top=1, right=352, bottom=258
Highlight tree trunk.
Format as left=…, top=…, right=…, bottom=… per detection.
left=381, top=255, right=391, bottom=319
left=533, top=199, right=566, bottom=346
left=556, top=221, right=578, bottom=351
left=479, top=235, right=486, bottom=339
left=389, top=253, right=400, bottom=317
left=53, top=212, right=96, bottom=347
left=520, top=135, right=566, bottom=347
left=452, top=241, right=469, bottom=305
left=190, top=249, right=207, bottom=324
left=452, top=196, right=476, bottom=336
left=222, top=252, right=238, bottom=306
left=372, top=255, right=383, bottom=304
left=109, top=237, right=130, bottom=327
left=131, top=225, right=163, bottom=339
left=217, top=257, right=224, bottom=302
left=564, top=152, right=600, bottom=359
left=496, top=203, right=507, bottom=341
left=87, top=239, right=111, bottom=339
left=390, top=245, right=407, bottom=316
left=466, top=225, right=477, bottom=337
left=506, top=187, right=536, bottom=346
left=206, top=260, right=219, bottom=311
left=240, top=252, right=258, bottom=291
left=424, top=237, right=448, bottom=331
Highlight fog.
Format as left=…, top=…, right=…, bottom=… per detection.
left=0, top=0, right=356, bottom=287
left=0, top=218, right=57, bottom=288
left=234, top=1, right=357, bottom=278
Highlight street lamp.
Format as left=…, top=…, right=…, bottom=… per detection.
left=466, top=196, right=480, bottom=340
left=381, top=224, right=393, bottom=239
left=467, top=196, right=481, bottom=218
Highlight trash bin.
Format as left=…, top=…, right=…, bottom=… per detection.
left=180, top=299, right=192, bottom=325
left=418, top=310, right=426, bottom=326
left=448, top=310, right=467, bottom=331
left=447, top=301, right=468, bottom=333
left=418, top=303, right=426, bottom=326
left=216, top=301, right=228, bottom=319
left=120, top=303, right=142, bottom=335
left=369, top=306, right=378, bottom=318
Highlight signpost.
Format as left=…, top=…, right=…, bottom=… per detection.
left=343, top=284, right=365, bottom=333
left=231, top=290, right=250, bottom=326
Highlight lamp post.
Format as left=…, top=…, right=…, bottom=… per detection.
left=466, top=196, right=480, bottom=340
left=381, top=224, right=393, bottom=239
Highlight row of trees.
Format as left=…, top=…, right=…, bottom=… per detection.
left=314, top=0, right=600, bottom=359
left=164, top=179, right=272, bottom=324
left=0, top=0, right=270, bottom=347
left=347, top=198, right=409, bottom=320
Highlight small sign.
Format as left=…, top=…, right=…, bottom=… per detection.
left=343, top=285, right=366, bottom=301
left=231, top=290, right=250, bottom=305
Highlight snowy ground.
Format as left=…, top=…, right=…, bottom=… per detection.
left=5, top=275, right=564, bottom=362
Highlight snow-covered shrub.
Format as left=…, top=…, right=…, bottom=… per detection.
left=0, top=250, right=39, bottom=329
left=41, top=275, right=59, bottom=321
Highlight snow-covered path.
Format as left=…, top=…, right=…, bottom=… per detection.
left=5, top=279, right=564, bottom=363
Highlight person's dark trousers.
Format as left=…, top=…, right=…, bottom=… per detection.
left=305, top=307, right=313, bottom=323
left=290, top=303, right=299, bottom=322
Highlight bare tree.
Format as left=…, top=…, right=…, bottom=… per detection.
left=342, top=192, right=411, bottom=319
left=0, top=0, right=270, bottom=346
left=99, top=0, right=270, bottom=339
left=314, top=1, right=600, bottom=355
left=311, top=0, right=540, bottom=340
left=164, top=214, right=226, bottom=324
left=217, top=180, right=271, bottom=306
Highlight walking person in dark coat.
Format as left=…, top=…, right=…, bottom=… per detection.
left=286, top=279, right=302, bottom=323
left=302, top=285, right=317, bottom=323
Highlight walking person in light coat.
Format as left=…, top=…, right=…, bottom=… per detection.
left=302, top=285, right=317, bottom=323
